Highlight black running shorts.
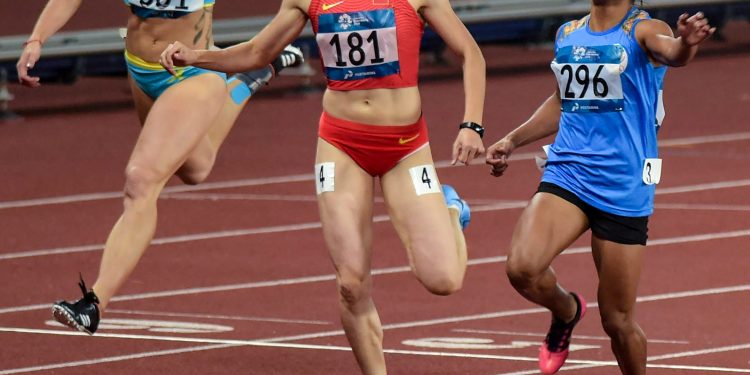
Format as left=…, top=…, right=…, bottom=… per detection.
left=537, top=182, right=649, bottom=246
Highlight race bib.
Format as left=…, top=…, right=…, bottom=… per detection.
left=551, top=44, right=627, bottom=113
left=316, top=9, right=400, bottom=81
left=642, top=158, right=662, bottom=185
left=125, top=0, right=206, bottom=12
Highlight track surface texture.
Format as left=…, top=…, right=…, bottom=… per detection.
left=1, top=9, right=750, bottom=375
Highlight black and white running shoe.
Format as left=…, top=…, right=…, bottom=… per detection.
left=51, top=274, right=101, bottom=335
left=271, top=44, right=305, bottom=76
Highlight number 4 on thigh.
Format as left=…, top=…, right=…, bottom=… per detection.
left=409, top=165, right=440, bottom=196
left=316, top=162, right=335, bottom=194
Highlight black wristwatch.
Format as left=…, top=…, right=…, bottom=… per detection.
left=459, top=122, right=485, bottom=138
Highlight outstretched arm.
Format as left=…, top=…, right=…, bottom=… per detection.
left=486, top=90, right=561, bottom=177
left=16, top=0, right=84, bottom=87
left=638, top=12, right=715, bottom=67
left=420, top=0, right=486, bottom=165
left=160, top=0, right=307, bottom=74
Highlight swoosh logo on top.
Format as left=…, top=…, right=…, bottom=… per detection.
left=398, top=133, right=420, bottom=145
left=322, top=1, right=345, bottom=10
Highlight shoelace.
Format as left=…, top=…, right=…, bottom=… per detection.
left=545, top=295, right=581, bottom=352
left=77, top=273, right=100, bottom=304
left=545, top=317, right=575, bottom=352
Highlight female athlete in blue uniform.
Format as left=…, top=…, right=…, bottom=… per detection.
left=486, top=0, right=714, bottom=373
left=16, top=0, right=303, bottom=334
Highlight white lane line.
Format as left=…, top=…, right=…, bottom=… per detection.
left=0, top=200, right=527, bottom=261
left=105, top=309, right=331, bottom=326
left=452, top=328, right=689, bottom=344
left=2, top=227, right=750, bottom=316
left=656, top=179, right=750, bottom=195
left=0, top=343, right=238, bottom=375
left=3, top=130, right=750, bottom=211
left=649, top=343, right=750, bottom=361
left=161, top=193, right=320, bottom=202
left=0, top=173, right=312, bottom=210
left=6, top=171, right=750, bottom=262
left=498, top=362, right=750, bottom=375
left=254, top=283, right=750, bottom=344
left=2, top=327, right=749, bottom=374
left=659, top=131, right=750, bottom=147
left=655, top=203, right=750, bottom=211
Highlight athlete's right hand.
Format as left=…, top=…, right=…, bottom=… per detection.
left=486, top=138, right=515, bottom=177
left=16, top=40, right=43, bottom=88
left=160, top=41, right=198, bottom=75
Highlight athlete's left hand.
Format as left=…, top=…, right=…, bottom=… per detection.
left=677, top=12, right=716, bottom=46
left=452, top=129, right=485, bottom=166
left=159, top=41, right=198, bottom=75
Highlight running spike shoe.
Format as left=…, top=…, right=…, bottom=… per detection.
left=539, top=292, right=587, bottom=374
left=235, top=45, right=305, bottom=95
left=442, top=184, right=471, bottom=230
left=271, top=44, right=305, bottom=75
left=51, top=274, right=101, bottom=335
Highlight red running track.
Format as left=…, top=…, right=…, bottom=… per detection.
left=1, top=23, right=750, bottom=375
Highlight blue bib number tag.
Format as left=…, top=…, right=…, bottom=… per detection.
left=316, top=9, right=400, bottom=81
left=551, top=44, right=627, bottom=113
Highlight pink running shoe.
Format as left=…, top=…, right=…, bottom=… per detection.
left=538, top=292, right=586, bottom=374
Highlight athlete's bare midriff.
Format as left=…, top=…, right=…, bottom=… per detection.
left=322, top=87, right=422, bottom=126
left=125, top=9, right=214, bottom=62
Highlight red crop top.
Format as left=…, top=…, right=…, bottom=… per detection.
left=308, top=0, right=424, bottom=90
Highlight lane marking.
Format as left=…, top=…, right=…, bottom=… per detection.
left=2, top=228, right=750, bottom=316
left=254, top=283, right=750, bottom=344
left=497, top=361, right=750, bottom=375
left=649, top=343, right=750, bottom=361
left=3, top=131, right=750, bottom=210
left=452, top=328, right=690, bottom=344
left=655, top=203, right=750, bottom=212
left=4, top=173, right=750, bottom=261
left=0, top=202, right=528, bottom=261
left=656, top=179, right=750, bottom=195
left=105, top=309, right=331, bottom=326
left=1, top=326, right=749, bottom=374
left=0, top=343, right=238, bottom=375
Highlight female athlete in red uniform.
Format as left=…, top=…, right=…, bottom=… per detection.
left=160, top=0, right=485, bottom=372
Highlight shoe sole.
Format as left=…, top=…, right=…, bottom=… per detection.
left=51, top=305, right=94, bottom=335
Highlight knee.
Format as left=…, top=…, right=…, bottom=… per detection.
left=420, top=273, right=463, bottom=296
left=177, top=152, right=216, bottom=185
left=409, top=243, right=463, bottom=296
left=600, top=309, right=636, bottom=338
left=336, top=270, right=371, bottom=308
left=505, top=248, right=545, bottom=292
left=123, top=165, right=164, bottom=205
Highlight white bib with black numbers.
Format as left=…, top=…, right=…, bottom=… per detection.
left=551, top=44, right=627, bottom=113
left=316, top=9, right=400, bottom=81
left=124, top=0, right=207, bottom=12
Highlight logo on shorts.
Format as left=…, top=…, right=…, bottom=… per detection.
left=398, top=133, right=420, bottom=145
left=323, top=1, right=345, bottom=11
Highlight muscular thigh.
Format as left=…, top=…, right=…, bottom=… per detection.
left=315, top=138, right=375, bottom=274
left=509, top=192, right=589, bottom=271
left=591, top=236, right=645, bottom=314
left=129, top=73, right=226, bottom=177
left=380, top=146, right=454, bottom=266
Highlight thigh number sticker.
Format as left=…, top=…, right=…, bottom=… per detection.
left=642, top=158, right=662, bottom=185
left=315, top=162, right=335, bottom=194
left=409, top=165, right=440, bottom=196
